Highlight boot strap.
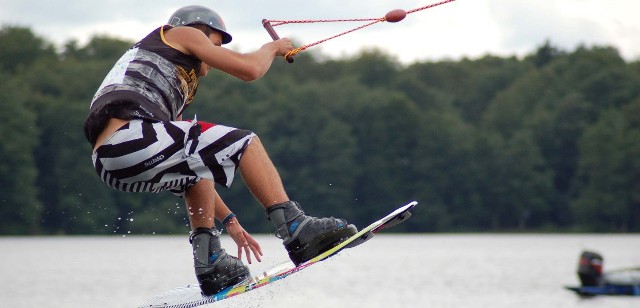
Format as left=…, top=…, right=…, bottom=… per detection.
left=189, top=227, right=220, bottom=244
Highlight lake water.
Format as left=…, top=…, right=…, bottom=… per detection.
left=1, top=234, right=638, bottom=308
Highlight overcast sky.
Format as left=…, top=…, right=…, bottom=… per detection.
left=1, top=0, right=639, bottom=64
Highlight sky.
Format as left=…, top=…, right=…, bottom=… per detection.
left=1, top=0, right=639, bottom=64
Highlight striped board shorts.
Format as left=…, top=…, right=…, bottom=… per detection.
left=91, top=119, right=255, bottom=197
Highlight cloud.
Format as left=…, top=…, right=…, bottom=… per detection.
left=487, top=1, right=606, bottom=55
left=1, top=0, right=639, bottom=62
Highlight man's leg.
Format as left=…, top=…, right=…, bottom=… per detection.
left=184, top=179, right=249, bottom=295
left=238, top=135, right=357, bottom=265
left=184, top=179, right=216, bottom=229
left=238, top=136, right=289, bottom=207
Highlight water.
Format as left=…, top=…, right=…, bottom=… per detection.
left=1, top=234, right=638, bottom=308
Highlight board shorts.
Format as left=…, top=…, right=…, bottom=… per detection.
left=91, top=119, right=255, bottom=197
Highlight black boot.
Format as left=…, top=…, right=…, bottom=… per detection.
left=190, top=228, right=250, bottom=295
left=266, top=201, right=357, bottom=266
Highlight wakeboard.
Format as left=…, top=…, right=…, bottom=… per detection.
left=138, top=201, right=417, bottom=308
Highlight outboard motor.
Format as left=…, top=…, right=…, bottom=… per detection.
left=578, top=250, right=603, bottom=286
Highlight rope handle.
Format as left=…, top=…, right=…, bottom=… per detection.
left=262, top=19, right=295, bottom=63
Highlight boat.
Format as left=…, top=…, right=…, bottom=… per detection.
left=565, top=250, right=640, bottom=296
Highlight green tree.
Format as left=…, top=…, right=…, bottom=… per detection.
left=572, top=101, right=640, bottom=231
left=4, top=24, right=640, bottom=234
left=0, top=26, right=56, bottom=73
left=0, top=79, right=41, bottom=234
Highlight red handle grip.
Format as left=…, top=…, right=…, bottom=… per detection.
left=262, top=19, right=294, bottom=63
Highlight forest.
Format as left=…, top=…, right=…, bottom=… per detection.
left=1, top=25, right=639, bottom=235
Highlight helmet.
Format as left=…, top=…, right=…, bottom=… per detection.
left=168, top=5, right=232, bottom=44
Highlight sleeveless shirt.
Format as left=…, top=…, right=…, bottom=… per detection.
left=84, top=25, right=201, bottom=145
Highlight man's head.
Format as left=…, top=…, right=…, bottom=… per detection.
left=168, top=5, right=232, bottom=44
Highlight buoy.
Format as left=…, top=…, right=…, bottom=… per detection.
left=385, top=9, right=407, bottom=23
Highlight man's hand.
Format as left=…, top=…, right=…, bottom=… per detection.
left=225, top=217, right=263, bottom=264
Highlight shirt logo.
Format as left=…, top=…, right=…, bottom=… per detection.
left=144, top=155, right=165, bottom=167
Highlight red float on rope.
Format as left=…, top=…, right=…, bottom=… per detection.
left=384, top=9, right=407, bottom=23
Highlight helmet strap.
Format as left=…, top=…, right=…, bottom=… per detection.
left=188, top=24, right=212, bottom=37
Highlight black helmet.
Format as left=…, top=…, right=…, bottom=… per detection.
left=168, top=5, right=232, bottom=44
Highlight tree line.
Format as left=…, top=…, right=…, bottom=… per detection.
left=1, top=25, right=639, bottom=235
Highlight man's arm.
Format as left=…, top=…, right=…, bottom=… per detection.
left=164, top=26, right=293, bottom=81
